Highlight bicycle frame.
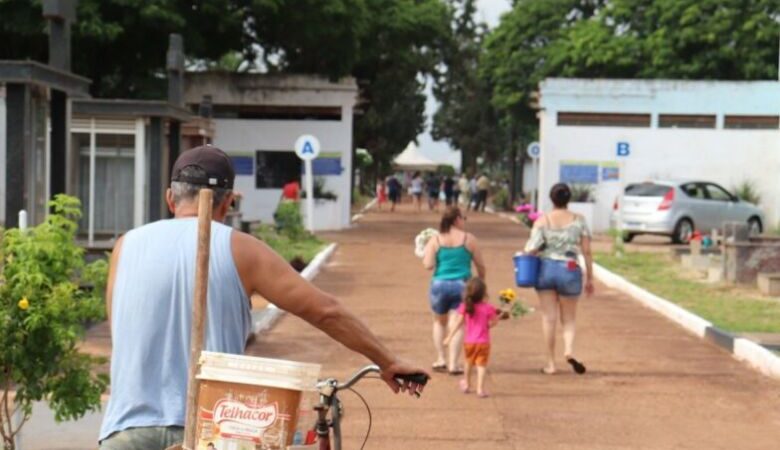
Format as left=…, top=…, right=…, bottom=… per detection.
left=314, top=365, right=381, bottom=450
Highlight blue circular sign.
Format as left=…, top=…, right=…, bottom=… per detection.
left=527, top=142, right=541, bottom=159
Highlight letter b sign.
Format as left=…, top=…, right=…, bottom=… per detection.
left=617, top=142, right=630, bottom=157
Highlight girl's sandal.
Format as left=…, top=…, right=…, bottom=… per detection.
left=459, top=379, right=471, bottom=394
left=477, top=391, right=490, bottom=398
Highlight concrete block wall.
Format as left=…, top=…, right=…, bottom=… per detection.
left=725, top=243, right=780, bottom=285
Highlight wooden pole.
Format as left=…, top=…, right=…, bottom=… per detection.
left=182, top=188, right=213, bottom=450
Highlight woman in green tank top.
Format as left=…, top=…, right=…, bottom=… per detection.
left=423, top=206, right=486, bottom=374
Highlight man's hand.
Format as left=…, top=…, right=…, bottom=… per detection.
left=379, top=359, right=430, bottom=397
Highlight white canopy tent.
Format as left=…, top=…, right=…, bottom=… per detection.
left=392, top=141, right=439, bottom=171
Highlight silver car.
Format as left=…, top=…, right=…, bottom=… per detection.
left=610, top=180, right=764, bottom=244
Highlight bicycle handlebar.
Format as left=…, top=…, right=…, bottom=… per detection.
left=330, top=365, right=430, bottom=392
left=314, top=365, right=430, bottom=450
left=336, top=364, right=381, bottom=390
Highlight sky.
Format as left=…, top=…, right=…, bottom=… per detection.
left=415, top=0, right=512, bottom=170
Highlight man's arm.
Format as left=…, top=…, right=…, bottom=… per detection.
left=232, top=231, right=426, bottom=393
left=105, top=235, right=124, bottom=327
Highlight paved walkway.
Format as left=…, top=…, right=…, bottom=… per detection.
left=19, top=204, right=780, bottom=449
left=247, top=204, right=780, bottom=449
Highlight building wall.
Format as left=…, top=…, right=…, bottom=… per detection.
left=538, top=79, right=780, bottom=232
left=185, top=73, right=358, bottom=229
left=212, top=117, right=353, bottom=225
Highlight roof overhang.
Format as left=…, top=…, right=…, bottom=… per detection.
left=0, top=60, right=90, bottom=97
left=73, top=99, right=193, bottom=121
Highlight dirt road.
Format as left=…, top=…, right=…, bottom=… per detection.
left=247, top=205, right=780, bottom=449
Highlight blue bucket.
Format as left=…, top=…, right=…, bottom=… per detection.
left=514, top=254, right=540, bottom=287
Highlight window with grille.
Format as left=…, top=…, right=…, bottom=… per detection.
left=658, top=114, right=716, bottom=129
left=557, top=112, right=651, bottom=127
left=723, top=115, right=779, bottom=130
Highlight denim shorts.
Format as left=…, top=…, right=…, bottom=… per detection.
left=429, top=279, right=465, bottom=314
left=535, top=258, right=583, bottom=297
left=100, top=426, right=183, bottom=449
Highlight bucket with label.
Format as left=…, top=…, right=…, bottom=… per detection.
left=195, top=351, right=321, bottom=450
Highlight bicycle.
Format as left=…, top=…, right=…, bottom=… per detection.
left=305, top=365, right=429, bottom=450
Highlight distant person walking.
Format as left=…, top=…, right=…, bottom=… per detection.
left=444, top=175, right=456, bottom=206
left=376, top=179, right=387, bottom=210
left=444, top=277, right=504, bottom=398
left=387, top=175, right=402, bottom=212
left=426, top=173, right=441, bottom=212
left=468, top=176, right=478, bottom=211
left=423, top=206, right=486, bottom=375
left=524, top=183, right=594, bottom=375
left=458, top=174, right=469, bottom=206
left=475, top=173, right=490, bottom=212
left=411, top=172, right=424, bottom=212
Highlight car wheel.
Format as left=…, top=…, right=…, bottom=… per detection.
left=748, top=217, right=762, bottom=236
left=672, top=218, right=694, bottom=244
left=622, top=232, right=636, bottom=243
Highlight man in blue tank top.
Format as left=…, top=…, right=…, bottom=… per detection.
left=99, top=146, right=426, bottom=449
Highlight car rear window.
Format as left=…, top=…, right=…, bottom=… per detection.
left=625, top=183, right=672, bottom=197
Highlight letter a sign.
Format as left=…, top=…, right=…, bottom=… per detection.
left=295, top=135, right=321, bottom=161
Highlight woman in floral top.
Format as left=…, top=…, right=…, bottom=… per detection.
left=524, top=183, right=594, bottom=375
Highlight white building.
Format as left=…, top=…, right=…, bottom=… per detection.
left=184, top=73, right=358, bottom=230
left=537, top=78, right=780, bottom=232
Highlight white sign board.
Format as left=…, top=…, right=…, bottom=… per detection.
left=295, top=134, right=321, bottom=161
left=295, top=134, right=321, bottom=233
left=527, top=141, right=540, bottom=159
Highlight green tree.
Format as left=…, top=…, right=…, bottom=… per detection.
left=0, top=0, right=247, bottom=98
left=246, top=0, right=370, bottom=80
left=482, top=0, right=780, bottom=127
left=481, top=0, right=604, bottom=121
left=0, top=0, right=451, bottom=184
left=0, top=195, right=108, bottom=450
left=242, top=0, right=450, bottom=180
left=351, top=0, right=451, bottom=178
left=610, top=0, right=780, bottom=79
left=432, top=0, right=502, bottom=173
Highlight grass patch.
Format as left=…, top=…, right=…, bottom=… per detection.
left=596, top=251, right=780, bottom=333
left=254, top=224, right=326, bottom=265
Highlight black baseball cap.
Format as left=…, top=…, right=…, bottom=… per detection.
left=171, top=145, right=235, bottom=189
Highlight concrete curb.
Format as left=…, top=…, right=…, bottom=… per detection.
left=594, top=263, right=780, bottom=380
left=351, top=197, right=378, bottom=223
left=496, top=211, right=523, bottom=225
left=251, top=243, right=338, bottom=335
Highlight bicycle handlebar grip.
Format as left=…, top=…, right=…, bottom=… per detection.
left=394, top=373, right=429, bottom=386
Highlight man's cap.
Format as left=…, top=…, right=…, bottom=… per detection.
left=171, top=145, right=235, bottom=189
